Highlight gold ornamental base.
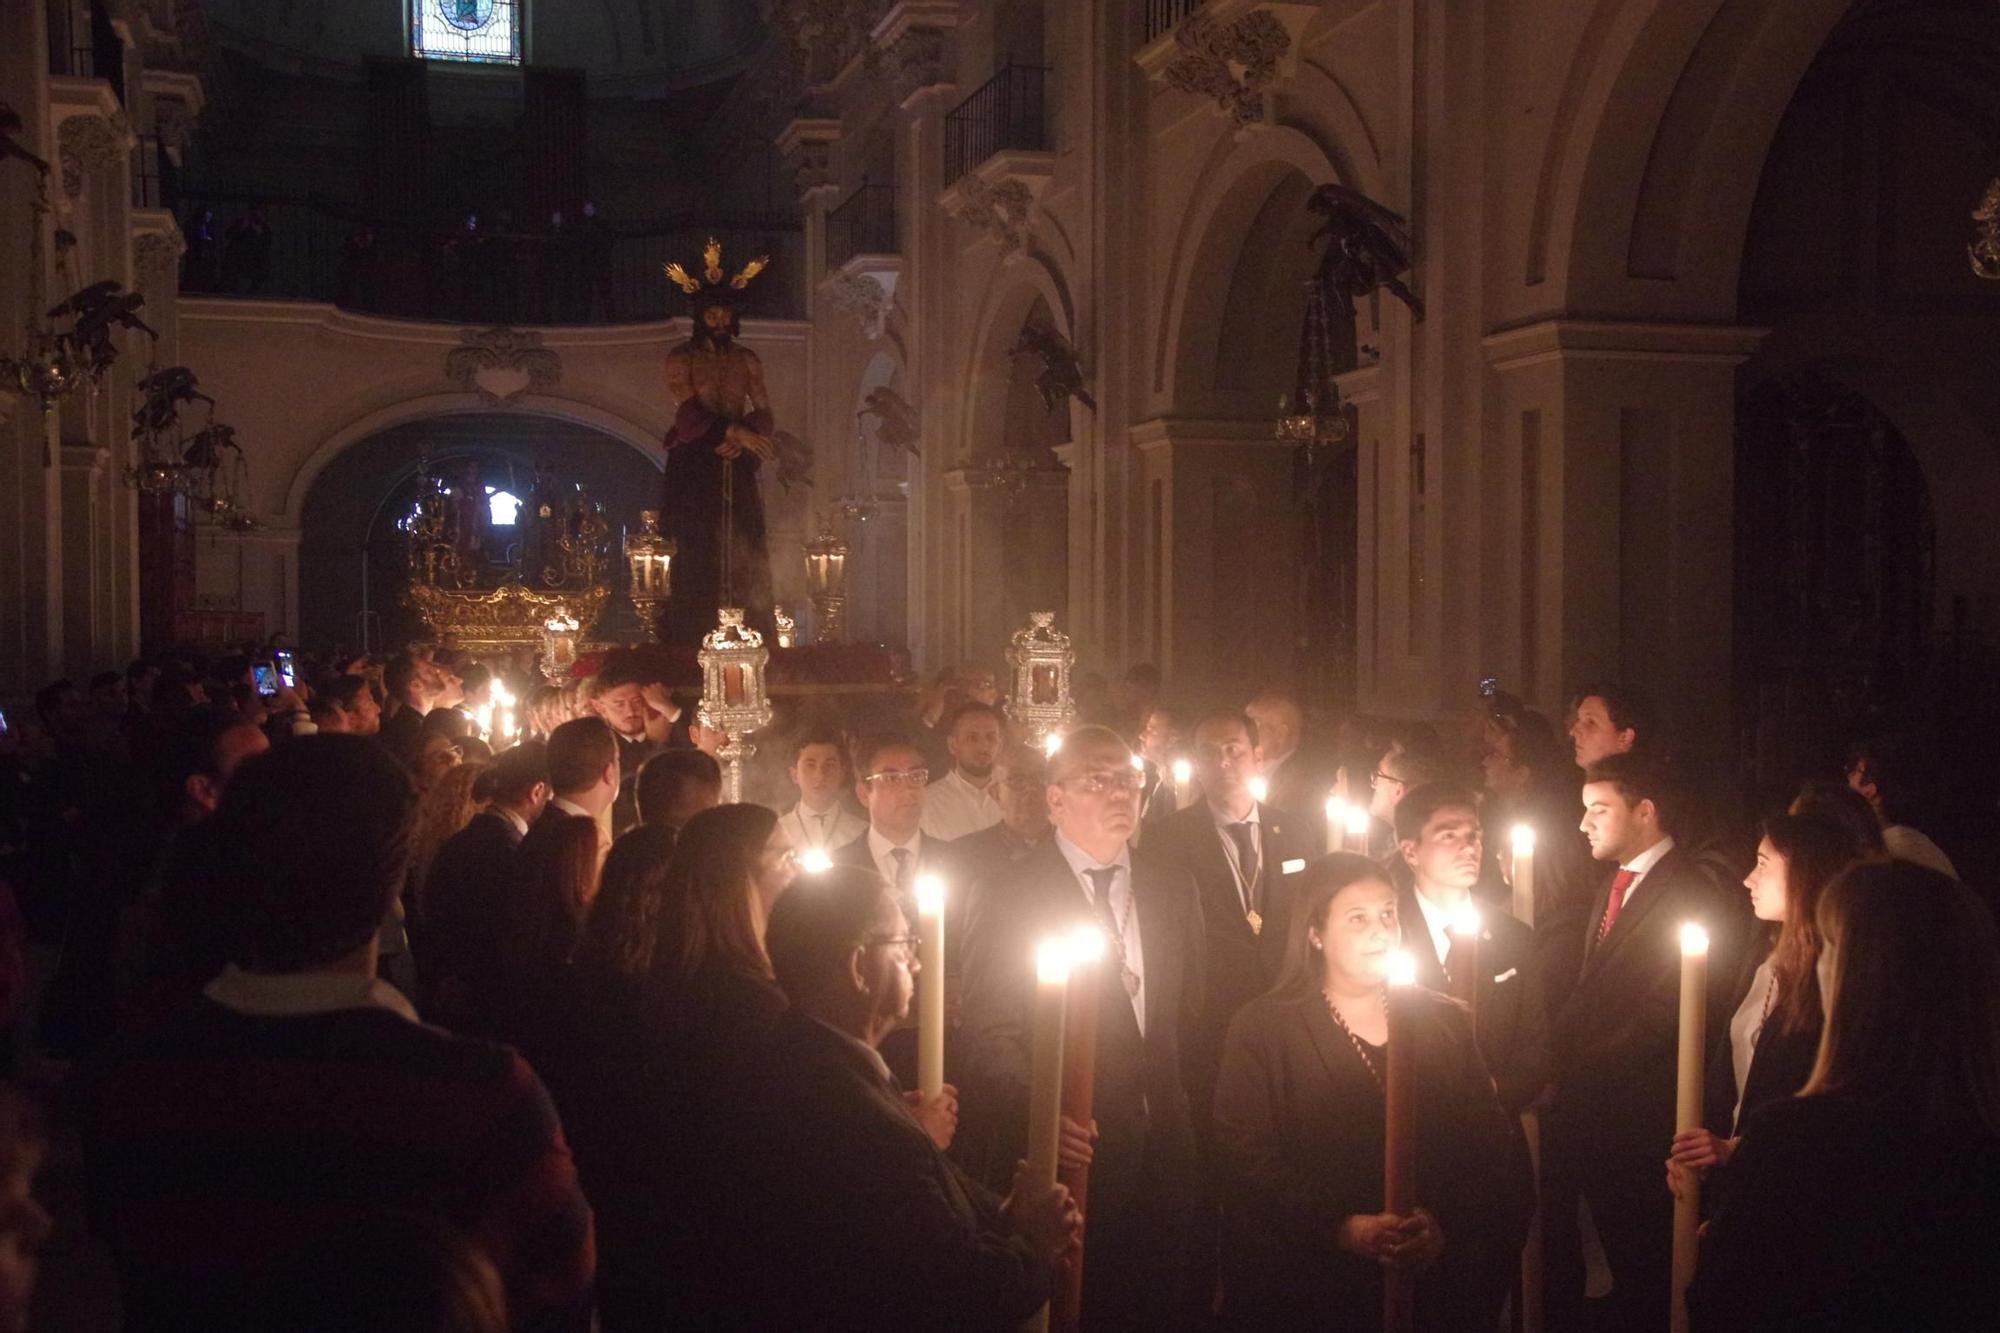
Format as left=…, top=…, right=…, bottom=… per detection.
left=408, top=580, right=609, bottom=653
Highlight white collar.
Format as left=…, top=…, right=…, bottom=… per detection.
left=1054, top=829, right=1130, bottom=880
left=495, top=806, right=530, bottom=838
left=1207, top=799, right=1260, bottom=830
left=205, top=964, right=419, bottom=1024
left=943, top=768, right=997, bottom=798
left=550, top=796, right=593, bottom=820
left=868, top=826, right=922, bottom=859
left=1411, top=883, right=1465, bottom=963
left=1621, top=836, right=1676, bottom=877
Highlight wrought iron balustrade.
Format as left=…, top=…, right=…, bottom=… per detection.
left=944, top=63, right=1051, bottom=186
left=1144, top=0, right=1205, bottom=45
left=825, top=181, right=898, bottom=270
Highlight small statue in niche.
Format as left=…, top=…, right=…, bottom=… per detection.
left=1305, top=182, right=1424, bottom=322
left=50, top=280, right=157, bottom=377
left=858, top=386, right=922, bottom=459
left=131, top=365, right=212, bottom=437
left=1012, top=317, right=1097, bottom=415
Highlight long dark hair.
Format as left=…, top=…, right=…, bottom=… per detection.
left=654, top=803, right=779, bottom=986
left=1805, top=860, right=2000, bottom=1137
left=1270, top=852, right=1397, bottom=997
left=1761, top=811, right=1866, bottom=1036
left=503, top=814, right=600, bottom=977
left=578, top=824, right=677, bottom=977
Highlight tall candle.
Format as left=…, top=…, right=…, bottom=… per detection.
left=1671, top=923, right=1708, bottom=1333
left=1384, top=949, right=1419, bottom=1333
left=1450, top=903, right=1482, bottom=1026
left=1510, top=824, right=1537, bottom=928
left=1026, top=937, right=1072, bottom=1190
left=1345, top=805, right=1373, bottom=857
left=1172, top=758, right=1194, bottom=810
left=915, top=874, right=947, bottom=1099
left=1128, top=754, right=1146, bottom=850
left=1326, top=795, right=1347, bottom=856
left=1054, top=926, right=1105, bottom=1333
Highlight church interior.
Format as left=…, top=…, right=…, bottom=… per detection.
left=5, top=3, right=2000, bottom=1329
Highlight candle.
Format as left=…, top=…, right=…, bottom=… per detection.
left=1043, top=731, right=1065, bottom=759
left=1026, top=937, right=1072, bottom=1190
left=1128, top=754, right=1146, bottom=850
left=1246, top=775, right=1269, bottom=805
left=1450, top=903, right=1482, bottom=1025
left=1054, top=926, right=1104, bottom=1333
left=1326, top=795, right=1347, bottom=856
left=1384, top=948, right=1419, bottom=1333
left=797, top=847, right=833, bottom=874
left=915, top=874, right=947, bottom=1100
left=1172, top=758, right=1194, bottom=810
left=1671, top=923, right=1708, bottom=1333
left=1345, top=805, right=1373, bottom=856
left=1510, top=824, right=1537, bottom=928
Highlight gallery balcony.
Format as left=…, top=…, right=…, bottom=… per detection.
left=944, top=63, right=1051, bottom=186
left=825, top=180, right=898, bottom=271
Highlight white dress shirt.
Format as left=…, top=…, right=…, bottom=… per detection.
left=1055, top=831, right=1145, bottom=1035
left=496, top=806, right=530, bottom=839
left=784, top=801, right=867, bottom=852
left=867, top=826, right=927, bottom=892
left=1206, top=800, right=1263, bottom=913
left=919, top=768, right=1004, bottom=842
left=1412, top=884, right=1460, bottom=971
left=205, top=964, right=419, bottom=1024
left=1613, top=835, right=1676, bottom=910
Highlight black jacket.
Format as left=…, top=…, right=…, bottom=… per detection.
left=1211, top=987, right=1533, bottom=1332
left=744, top=1011, right=1053, bottom=1331
left=1393, top=880, right=1551, bottom=1113
left=416, top=809, right=522, bottom=1027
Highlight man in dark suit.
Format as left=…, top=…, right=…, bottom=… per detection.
left=1391, top=781, right=1549, bottom=1112
left=419, top=739, right=549, bottom=1025
left=1245, top=688, right=1338, bottom=835
left=748, top=865, right=1080, bottom=1330
left=1542, top=753, right=1746, bottom=1333
left=961, top=724, right=1205, bottom=1332
left=374, top=653, right=433, bottom=763
left=1134, top=705, right=1186, bottom=830
left=833, top=736, right=948, bottom=902
left=945, top=741, right=1050, bottom=921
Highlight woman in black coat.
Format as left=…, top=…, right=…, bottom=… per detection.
left=1667, top=812, right=1863, bottom=1203
left=1688, top=860, right=2000, bottom=1332
left=1211, top=852, right=1532, bottom=1332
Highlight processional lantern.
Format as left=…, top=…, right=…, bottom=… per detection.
left=697, top=607, right=774, bottom=803
left=1007, top=611, right=1075, bottom=748
left=540, top=607, right=582, bottom=677
left=773, top=605, right=797, bottom=649
left=623, top=509, right=676, bottom=644
left=803, top=516, right=851, bottom=644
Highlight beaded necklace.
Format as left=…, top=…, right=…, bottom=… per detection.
left=1322, top=988, right=1390, bottom=1087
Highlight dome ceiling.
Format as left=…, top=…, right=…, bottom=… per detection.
left=196, top=0, right=767, bottom=97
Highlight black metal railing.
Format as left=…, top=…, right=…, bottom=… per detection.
left=825, top=180, right=898, bottom=270
left=48, top=0, right=126, bottom=100
left=1144, top=0, right=1204, bottom=44
left=173, top=191, right=805, bottom=324
left=131, top=135, right=175, bottom=210
left=944, top=64, right=1050, bottom=185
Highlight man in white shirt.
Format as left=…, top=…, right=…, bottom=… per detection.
left=1846, top=736, right=1960, bottom=879
left=782, top=726, right=866, bottom=852
left=833, top=737, right=939, bottom=900
left=920, top=702, right=1006, bottom=842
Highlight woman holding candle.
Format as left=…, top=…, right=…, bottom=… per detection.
left=1665, top=812, right=1864, bottom=1198
left=1687, top=860, right=2000, bottom=1332
left=1211, top=853, right=1532, bottom=1332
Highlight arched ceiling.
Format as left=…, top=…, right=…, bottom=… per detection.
left=196, top=0, right=767, bottom=97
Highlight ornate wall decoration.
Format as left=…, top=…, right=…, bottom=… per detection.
left=956, top=176, right=1036, bottom=253
left=58, top=113, right=132, bottom=199
left=882, top=26, right=952, bottom=104
left=1163, top=8, right=1292, bottom=126
left=444, top=327, right=562, bottom=406
left=131, top=231, right=187, bottom=285
left=825, top=271, right=890, bottom=339
left=764, top=0, right=891, bottom=90
left=790, top=139, right=837, bottom=196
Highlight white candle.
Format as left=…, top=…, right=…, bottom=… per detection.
left=1450, top=903, right=1482, bottom=1022
left=915, top=874, right=947, bottom=1099
left=1384, top=947, right=1419, bottom=1333
left=1510, top=824, right=1537, bottom=928
left=1129, top=754, right=1146, bottom=849
left=1325, top=795, right=1347, bottom=856
left=1671, top=923, right=1709, bottom=1333
left=1246, top=775, right=1269, bottom=805
left=1172, top=758, right=1194, bottom=810
left=1344, top=805, right=1372, bottom=856
left=1027, top=937, right=1072, bottom=1191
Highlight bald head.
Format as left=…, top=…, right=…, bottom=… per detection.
left=1245, top=691, right=1304, bottom=765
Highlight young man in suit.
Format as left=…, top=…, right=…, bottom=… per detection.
left=1392, top=781, right=1549, bottom=1113
left=779, top=726, right=865, bottom=853
left=1542, top=753, right=1745, bottom=1333
left=749, top=865, right=1079, bottom=1330
left=833, top=736, right=946, bottom=901
left=420, top=739, right=549, bottom=1021
left=960, top=724, right=1205, bottom=1332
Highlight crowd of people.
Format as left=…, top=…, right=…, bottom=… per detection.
left=0, top=643, right=1993, bottom=1331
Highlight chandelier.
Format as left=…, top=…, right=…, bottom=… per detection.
left=123, top=363, right=256, bottom=526
left=1275, top=277, right=1349, bottom=445
left=1, top=183, right=88, bottom=414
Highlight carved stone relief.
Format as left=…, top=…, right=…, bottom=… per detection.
left=1162, top=8, right=1292, bottom=126
left=444, top=327, right=563, bottom=406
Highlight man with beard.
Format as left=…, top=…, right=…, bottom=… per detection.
left=920, top=702, right=1006, bottom=843
left=659, top=242, right=778, bottom=643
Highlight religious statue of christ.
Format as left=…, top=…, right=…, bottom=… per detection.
left=658, top=239, right=777, bottom=645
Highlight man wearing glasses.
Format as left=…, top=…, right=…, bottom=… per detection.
left=1361, top=736, right=1445, bottom=861
left=960, top=724, right=1203, bottom=1332
left=833, top=736, right=945, bottom=903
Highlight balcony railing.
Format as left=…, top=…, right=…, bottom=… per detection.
left=47, top=0, right=126, bottom=103
left=173, top=191, right=805, bottom=325
left=944, top=64, right=1050, bottom=186
left=825, top=181, right=898, bottom=271
left=1144, top=0, right=1205, bottom=45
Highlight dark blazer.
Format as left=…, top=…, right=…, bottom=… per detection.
left=1393, top=880, right=1550, bottom=1112
left=376, top=701, right=424, bottom=761
left=943, top=822, right=1045, bottom=947
left=959, top=837, right=1205, bottom=1331
left=1701, top=944, right=1822, bottom=1141
left=417, top=809, right=523, bottom=1026
left=1212, top=987, right=1533, bottom=1333
left=1688, top=1096, right=2000, bottom=1333
left=1549, top=845, right=1747, bottom=1157
left=1152, top=802, right=1309, bottom=1129
left=744, top=1011, right=1053, bottom=1331
left=609, top=733, right=660, bottom=837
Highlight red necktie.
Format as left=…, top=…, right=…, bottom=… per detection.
left=1597, top=868, right=1639, bottom=943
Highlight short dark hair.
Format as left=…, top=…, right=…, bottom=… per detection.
left=636, top=747, right=722, bottom=827
left=384, top=654, right=422, bottom=703
left=1394, top=782, right=1482, bottom=843
left=458, top=663, right=492, bottom=695
left=791, top=725, right=847, bottom=765
left=1569, top=681, right=1657, bottom=747
left=1791, top=778, right=1888, bottom=856
left=943, top=700, right=1004, bottom=736
left=488, top=739, right=550, bottom=804
left=546, top=717, right=618, bottom=795
left=1583, top=752, right=1673, bottom=829
left=207, top=735, right=414, bottom=971
left=593, top=653, right=653, bottom=692
left=423, top=707, right=474, bottom=740
left=321, top=673, right=373, bottom=711
left=766, top=864, right=894, bottom=1001
left=1492, top=708, right=1568, bottom=777
left=153, top=706, right=256, bottom=816
left=33, top=678, right=76, bottom=721
left=1193, top=709, right=1260, bottom=752
left=854, top=734, right=924, bottom=779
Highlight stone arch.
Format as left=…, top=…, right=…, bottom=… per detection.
left=957, top=251, right=1077, bottom=465
left=280, top=391, right=663, bottom=527
left=1534, top=0, right=1854, bottom=318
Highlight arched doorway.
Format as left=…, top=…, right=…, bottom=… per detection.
left=298, top=412, right=663, bottom=653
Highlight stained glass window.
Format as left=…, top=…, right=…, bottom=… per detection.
left=411, top=0, right=522, bottom=65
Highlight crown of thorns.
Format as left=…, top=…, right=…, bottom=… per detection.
left=662, top=236, right=770, bottom=295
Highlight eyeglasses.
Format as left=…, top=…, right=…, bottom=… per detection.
left=864, top=933, right=922, bottom=960
left=1064, top=769, right=1146, bottom=795
left=1370, top=770, right=1405, bottom=789
left=863, top=768, right=929, bottom=789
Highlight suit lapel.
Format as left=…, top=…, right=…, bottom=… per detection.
left=1394, top=882, right=1451, bottom=989
left=1589, top=848, right=1680, bottom=968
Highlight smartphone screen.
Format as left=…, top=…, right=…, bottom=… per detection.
left=275, top=650, right=295, bottom=688
left=253, top=662, right=279, bottom=695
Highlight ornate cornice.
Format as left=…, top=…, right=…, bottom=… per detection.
left=443, top=327, right=564, bottom=405
left=824, top=270, right=890, bottom=339
left=59, top=113, right=133, bottom=199
left=132, top=229, right=186, bottom=282
left=1162, top=7, right=1292, bottom=126
left=952, top=175, right=1036, bottom=253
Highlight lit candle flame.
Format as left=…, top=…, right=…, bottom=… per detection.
left=1680, top=922, right=1710, bottom=956
left=798, top=848, right=833, bottom=874
left=1326, top=794, right=1348, bottom=823
left=1247, top=776, right=1269, bottom=804
left=1130, top=753, right=1145, bottom=773
left=1510, top=824, right=1536, bottom=856
left=1387, top=949, right=1418, bottom=988
left=1452, top=903, right=1483, bottom=938
left=1043, top=732, right=1064, bottom=759
left=1345, top=806, right=1372, bottom=838
left=915, top=873, right=945, bottom=918
left=1171, top=758, right=1192, bottom=785
left=1036, top=935, right=1075, bottom=985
